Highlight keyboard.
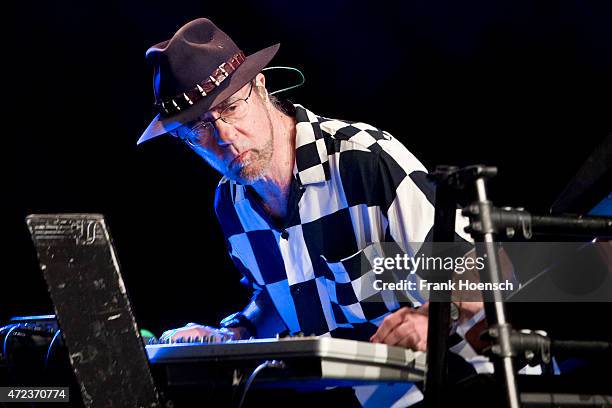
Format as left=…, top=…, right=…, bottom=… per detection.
left=146, top=336, right=426, bottom=389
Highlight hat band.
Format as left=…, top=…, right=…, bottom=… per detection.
left=155, top=51, right=246, bottom=117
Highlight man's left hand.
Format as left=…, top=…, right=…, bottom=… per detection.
left=369, top=305, right=429, bottom=351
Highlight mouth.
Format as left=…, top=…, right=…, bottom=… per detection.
left=229, top=150, right=251, bottom=168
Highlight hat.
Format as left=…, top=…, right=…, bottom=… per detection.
left=138, top=18, right=280, bottom=145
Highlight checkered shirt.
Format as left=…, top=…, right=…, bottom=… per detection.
left=215, top=104, right=475, bottom=342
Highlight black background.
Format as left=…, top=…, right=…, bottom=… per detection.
left=2, top=0, right=611, bottom=339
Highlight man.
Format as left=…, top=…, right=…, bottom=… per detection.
left=139, top=18, right=486, bottom=406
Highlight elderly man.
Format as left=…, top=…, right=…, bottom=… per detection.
left=139, top=18, right=485, bottom=406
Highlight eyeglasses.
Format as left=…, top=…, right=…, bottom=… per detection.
left=173, top=83, right=254, bottom=148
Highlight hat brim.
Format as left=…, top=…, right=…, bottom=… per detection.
left=137, top=43, right=280, bottom=145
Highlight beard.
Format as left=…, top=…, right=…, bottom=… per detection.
left=230, top=108, right=275, bottom=184
left=233, top=137, right=273, bottom=184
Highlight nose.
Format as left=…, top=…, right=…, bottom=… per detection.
left=214, top=119, right=238, bottom=146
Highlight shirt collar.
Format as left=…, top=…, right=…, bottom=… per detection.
left=292, top=104, right=331, bottom=186
left=228, top=104, right=330, bottom=204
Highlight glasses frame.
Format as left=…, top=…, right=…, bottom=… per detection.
left=177, top=82, right=254, bottom=149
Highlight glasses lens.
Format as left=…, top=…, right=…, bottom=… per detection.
left=184, top=121, right=215, bottom=146
left=220, top=100, right=249, bottom=124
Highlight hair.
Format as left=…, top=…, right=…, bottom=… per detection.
left=251, top=78, right=296, bottom=117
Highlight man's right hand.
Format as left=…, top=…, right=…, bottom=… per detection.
left=159, top=323, right=239, bottom=343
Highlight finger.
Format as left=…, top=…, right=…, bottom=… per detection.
left=370, top=314, right=401, bottom=343
left=415, top=338, right=428, bottom=352
left=371, top=312, right=397, bottom=342
left=393, top=322, right=427, bottom=350
left=370, top=307, right=413, bottom=343
left=384, top=320, right=418, bottom=347
left=171, top=328, right=197, bottom=341
left=396, top=318, right=428, bottom=350
left=377, top=315, right=428, bottom=350
left=169, top=328, right=194, bottom=342
left=174, top=327, right=215, bottom=341
left=160, top=329, right=177, bottom=342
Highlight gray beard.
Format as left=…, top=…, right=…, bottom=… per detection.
left=234, top=107, right=275, bottom=184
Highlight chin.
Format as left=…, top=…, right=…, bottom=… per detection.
left=229, top=163, right=267, bottom=185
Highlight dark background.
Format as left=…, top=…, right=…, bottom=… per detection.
left=2, top=0, right=611, bottom=338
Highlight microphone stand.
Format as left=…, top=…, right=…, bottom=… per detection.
left=425, top=164, right=612, bottom=408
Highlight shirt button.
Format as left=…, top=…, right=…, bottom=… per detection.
left=281, top=230, right=289, bottom=239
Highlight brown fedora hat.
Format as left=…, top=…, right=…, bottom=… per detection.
left=138, top=18, right=279, bottom=145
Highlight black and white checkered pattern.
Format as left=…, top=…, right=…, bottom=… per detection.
left=215, top=105, right=472, bottom=341
left=214, top=105, right=482, bottom=405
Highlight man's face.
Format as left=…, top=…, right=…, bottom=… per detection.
left=173, top=78, right=274, bottom=184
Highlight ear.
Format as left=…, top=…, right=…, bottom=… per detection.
left=254, top=72, right=266, bottom=88
left=254, top=73, right=268, bottom=100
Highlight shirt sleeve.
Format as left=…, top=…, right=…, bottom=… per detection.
left=218, top=249, right=288, bottom=338
left=214, top=179, right=288, bottom=338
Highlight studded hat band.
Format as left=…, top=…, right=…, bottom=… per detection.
left=155, top=51, right=246, bottom=117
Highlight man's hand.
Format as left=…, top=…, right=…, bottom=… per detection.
left=369, top=306, right=429, bottom=351
left=159, top=323, right=243, bottom=343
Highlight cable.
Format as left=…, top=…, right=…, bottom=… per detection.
left=45, top=329, right=62, bottom=368
left=2, top=325, right=18, bottom=378
left=262, top=66, right=305, bottom=95
left=237, top=360, right=285, bottom=408
left=2, top=325, right=17, bottom=359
